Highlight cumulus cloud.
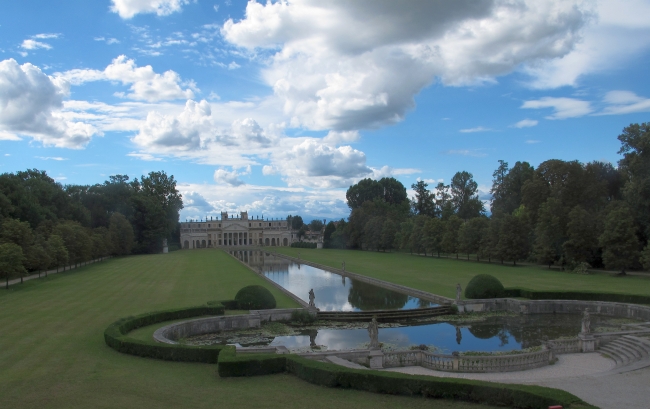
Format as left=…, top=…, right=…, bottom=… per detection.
left=58, top=55, right=195, bottom=102
left=222, top=0, right=594, bottom=131
left=521, top=97, right=593, bottom=119
left=110, top=0, right=191, bottom=19
left=525, top=0, right=650, bottom=88
left=0, top=59, right=100, bottom=148
left=443, top=149, right=488, bottom=157
left=132, top=99, right=210, bottom=151
left=126, top=152, right=162, bottom=161
left=512, top=119, right=539, bottom=128
left=273, top=139, right=372, bottom=188
left=231, top=118, right=272, bottom=146
left=214, top=166, right=251, bottom=186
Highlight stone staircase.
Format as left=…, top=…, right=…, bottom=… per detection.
left=599, top=335, right=650, bottom=367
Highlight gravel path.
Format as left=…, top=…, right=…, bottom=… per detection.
left=382, top=353, right=650, bottom=409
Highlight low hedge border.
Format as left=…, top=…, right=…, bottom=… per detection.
left=104, top=301, right=236, bottom=363
left=217, top=347, right=595, bottom=409
left=505, top=288, right=650, bottom=304
left=290, top=242, right=317, bottom=249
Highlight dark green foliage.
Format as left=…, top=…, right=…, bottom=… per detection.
left=217, top=351, right=593, bottom=409
left=411, top=180, right=436, bottom=217
left=104, top=304, right=227, bottom=363
left=450, top=171, right=484, bottom=220
left=503, top=288, right=650, bottom=305
left=291, top=242, right=317, bottom=249
left=235, top=285, right=277, bottom=310
left=290, top=309, right=316, bottom=324
left=465, top=274, right=505, bottom=299
left=599, top=202, right=640, bottom=272
left=618, top=122, right=650, bottom=241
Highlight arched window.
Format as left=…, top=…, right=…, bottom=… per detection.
left=183, top=240, right=189, bottom=249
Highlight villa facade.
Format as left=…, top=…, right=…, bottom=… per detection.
left=180, top=211, right=296, bottom=249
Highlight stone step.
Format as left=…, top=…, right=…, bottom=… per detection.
left=614, top=342, right=644, bottom=360
left=625, top=335, right=650, bottom=352
left=324, top=355, right=368, bottom=370
left=616, top=338, right=648, bottom=358
left=599, top=345, right=629, bottom=366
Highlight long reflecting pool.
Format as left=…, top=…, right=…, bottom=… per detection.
left=186, top=313, right=623, bottom=353
left=230, top=250, right=434, bottom=311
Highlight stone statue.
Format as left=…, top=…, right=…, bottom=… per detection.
left=368, top=317, right=380, bottom=350
left=456, top=283, right=462, bottom=303
left=581, top=308, right=591, bottom=334
left=342, top=261, right=345, bottom=272
left=308, top=288, right=316, bottom=307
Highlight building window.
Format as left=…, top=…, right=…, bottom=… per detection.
left=219, top=224, right=221, bottom=227
left=208, top=224, right=211, bottom=227
left=249, top=223, right=251, bottom=227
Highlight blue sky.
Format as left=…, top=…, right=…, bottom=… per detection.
left=1, top=0, right=650, bottom=222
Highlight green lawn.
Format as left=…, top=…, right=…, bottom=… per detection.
left=273, top=247, right=650, bottom=300
left=0, top=249, right=497, bottom=409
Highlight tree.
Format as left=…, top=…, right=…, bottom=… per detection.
left=533, top=198, right=565, bottom=268
left=458, top=217, right=488, bottom=261
left=91, top=227, right=110, bottom=260
left=346, top=178, right=383, bottom=209
left=435, top=182, right=454, bottom=220
left=0, top=218, right=33, bottom=252
left=323, top=221, right=336, bottom=248
left=108, top=213, right=134, bottom=256
left=308, top=219, right=324, bottom=232
left=490, top=160, right=509, bottom=216
left=408, top=215, right=428, bottom=255
left=54, top=221, right=91, bottom=268
left=46, top=234, right=68, bottom=274
left=379, top=218, right=398, bottom=252
left=364, top=217, right=383, bottom=251
left=617, top=122, right=650, bottom=241
left=25, top=242, right=50, bottom=279
left=479, top=217, right=500, bottom=263
left=0, top=243, right=25, bottom=289
left=297, top=225, right=308, bottom=241
left=450, top=171, right=484, bottom=220
left=491, top=161, right=535, bottom=216
left=642, top=245, right=650, bottom=271
left=497, top=214, right=530, bottom=266
left=563, top=205, right=600, bottom=267
left=378, top=177, right=408, bottom=206
left=441, top=216, right=463, bottom=258
left=423, top=217, right=444, bottom=257
left=411, top=181, right=436, bottom=217
left=599, top=202, right=640, bottom=274
left=289, top=215, right=304, bottom=230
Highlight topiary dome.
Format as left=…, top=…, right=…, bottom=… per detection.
left=464, top=274, right=505, bottom=299
left=235, top=285, right=277, bottom=310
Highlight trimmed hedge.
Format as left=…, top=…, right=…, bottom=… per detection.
left=504, top=288, right=650, bottom=304
left=291, top=242, right=317, bottom=249
left=465, top=274, right=505, bottom=299
left=217, top=348, right=594, bottom=409
left=104, top=301, right=235, bottom=363
left=235, top=285, right=277, bottom=310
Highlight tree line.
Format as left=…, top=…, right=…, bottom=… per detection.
left=323, top=122, right=650, bottom=274
left=0, top=170, right=183, bottom=287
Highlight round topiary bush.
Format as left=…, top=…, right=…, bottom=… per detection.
left=235, top=285, right=277, bottom=310
left=464, top=274, right=505, bottom=299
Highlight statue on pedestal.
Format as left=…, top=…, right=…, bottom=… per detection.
left=308, top=288, right=316, bottom=307
left=368, top=317, right=380, bottom=350
left=581, top=308, right=591, bottom=334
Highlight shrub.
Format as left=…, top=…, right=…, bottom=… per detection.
left=503, top=288, right=650, bottom=304
left=465, top=274, right=505, bottom=299
left=235, top=285, right=277, bottom=310
left=291, top=309, right=316, bottom=324
left=291, top=242, right=317, bottom=249
left=104, top=303, right=227, bottom=363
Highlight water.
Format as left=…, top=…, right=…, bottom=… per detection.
left=230, top=250, right=434, bottom=311
left=188, top=313, right=609, bottom=353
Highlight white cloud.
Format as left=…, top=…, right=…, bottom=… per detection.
left=33, top=33, right=61, bottom=39
left=214, top=166, right=251, bottom=186
left=0, top=59, right=101, bottom=148
left=512, top=119, right=539, bottom=128
left=598, top=91, right=650, bottom=115
left=521, top=97, right=592, bottom=119
left=36, top=156, right=68, bottom=161
left=0, top=131, right=21, bottom=141
left=222, top=0, right=593, bottom=131
left=262, top=165, right=277, bottom=176
left=526, top=140, right=541, bottom=144
left=21, top=40, right=52, bottom=50
left=94, top=37, right=121, bottom=45
left=58, top=55, right=195, bottom=102
left=525, top=0, right=650, bottom=89
left=110, top=0, right=191, bottom=19
left=127, top=152, right=163, bottom=161
left=459, top=126, right=492, bottom=133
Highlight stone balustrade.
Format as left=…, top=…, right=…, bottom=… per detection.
left=383, top=348, right=553, bottom=373
left=548, top=338, right=581, bottom=354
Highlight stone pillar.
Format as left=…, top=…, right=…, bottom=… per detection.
left=368, top=350, right=384, bottom=369
left=578, top=333, right=595, bottom=352
left=162, top=238, right=168, bottom=254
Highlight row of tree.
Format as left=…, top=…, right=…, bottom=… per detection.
left=0, top=170, right=183, bottom=286
left=323, top=122, right=650, bottom=273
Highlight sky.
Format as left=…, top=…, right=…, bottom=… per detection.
left=1, top=0, right=650, bottom=223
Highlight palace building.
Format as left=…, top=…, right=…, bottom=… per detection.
left=180, top=211, right=295, bottom=249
